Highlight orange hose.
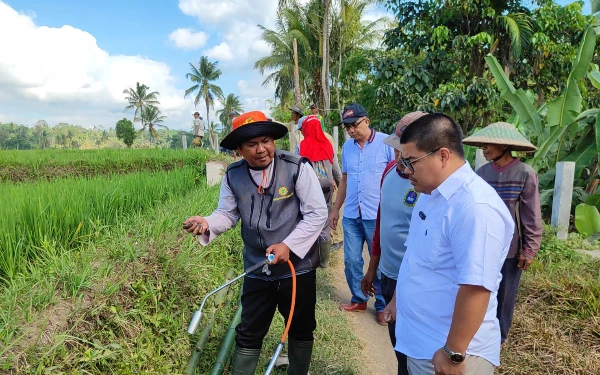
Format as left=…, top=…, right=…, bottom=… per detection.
left=281, top=260, right=296, bottom=343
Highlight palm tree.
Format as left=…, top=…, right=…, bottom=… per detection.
left=255, top=3, right=321, bottom=107
left=206, top=121, right=220, bottom=150
left=184, top=56, right=224, bottom=126
left=139, top=106, right=167, bottom=144
left=259, top=0, right=385, bottom=110
left=123, top=82, right=160, bottom=127
left=216, top=94, right=244, bottom=132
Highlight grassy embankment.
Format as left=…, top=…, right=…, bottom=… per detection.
left=498, top=227, right=600, bottom=374
left=0, top=148, right=362, bottom=374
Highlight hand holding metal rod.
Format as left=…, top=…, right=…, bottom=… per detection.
left=187, top=254, right=275, bottom=335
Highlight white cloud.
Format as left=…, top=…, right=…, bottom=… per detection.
left=205, top=42, right=234, bottom=61
left=178, top=0, right=277, bottom=25
left=178, top=0, right=277, bottom=69
left=236, top=78, right=276, bottom=116
left=0, top=1, right=194, bottom=130
left=168, top=28, right=209, bottom=49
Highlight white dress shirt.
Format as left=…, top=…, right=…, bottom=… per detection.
left=198, top=159, right=328, bottom=259
left=395, top=162, right=514, bottom=366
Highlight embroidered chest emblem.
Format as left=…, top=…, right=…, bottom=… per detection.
left=274, top=186, right=294, bottom=202
left=404, top=189, right=419, bottom=207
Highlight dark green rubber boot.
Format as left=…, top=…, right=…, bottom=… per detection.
left=318, top=239, right=332, bottom=268
left=287, top=338, right=313, bottom=375
left=231, top=346, right=261, bottom=375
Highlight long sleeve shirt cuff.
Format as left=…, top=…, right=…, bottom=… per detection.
left=521, top=247, right=538, bottom=259
left=197, top=211, right=236, bottom=246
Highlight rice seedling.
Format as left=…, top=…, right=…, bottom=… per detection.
left=0, top=148, right=227, bottom=183
left=0, top=167, right=200, bottom=280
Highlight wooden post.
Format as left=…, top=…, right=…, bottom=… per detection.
left=551, top=161, right=575, bottom=240
left=475, top=149, right=488, bottom=171
left=288, top=123, right=297, bottom=153
left=182, top=135, right=187, bottom=150
left=333, top=127, right=339, bottom=156
left=206, top=161, right=226, bottom=186
left=212, top=133, right=219, bottom=153
left=293, top=38, right=301, bottom=106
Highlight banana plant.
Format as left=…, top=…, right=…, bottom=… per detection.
left=575, top=203, right=600, bottom=238
left=485, top=55, right=542, bottom=138
left=486, top=26, right=598, bottom=173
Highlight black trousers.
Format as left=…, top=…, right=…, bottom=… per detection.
left=497, top=257, right=523, bottom=343
left=381, top=274, right=409, bottom=375
left=235, top=270, right=317, bottom=349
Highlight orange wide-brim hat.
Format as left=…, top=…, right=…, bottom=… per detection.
left=220, top=111, right=288, bottom=150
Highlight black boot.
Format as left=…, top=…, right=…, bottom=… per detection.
left=287, top=338, right=313, bottom=375
left=231, top=346, right=261, bottom=375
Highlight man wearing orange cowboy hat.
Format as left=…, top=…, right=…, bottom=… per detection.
left=184, top=111, right=328, bottom=375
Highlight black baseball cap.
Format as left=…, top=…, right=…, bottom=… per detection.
left=341, top=103, right=367, bottom=124
left=310, top=103, right=317, bottom=109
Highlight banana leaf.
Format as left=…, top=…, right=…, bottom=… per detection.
left=562, top=135, right=596, bottom=179
left=589, top=71, right=600, bottom=90
left=576, top=108, right=600, bottom=122
left=596, top=110, right=600, bottom=175
left=485, top=55, right=542, bottom=137
left=546, top=27, right=597, bottom=128
left=531, top=121, right=578, bottom=169
left=586, top=193, right=600, bottom=209
left=574, top=203, right=600, bottom=236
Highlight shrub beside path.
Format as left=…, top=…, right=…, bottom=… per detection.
left=330, top=248, right=397, bottom=375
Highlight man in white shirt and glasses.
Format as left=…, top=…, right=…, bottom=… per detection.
left=383, top=113, right=514, bottom=375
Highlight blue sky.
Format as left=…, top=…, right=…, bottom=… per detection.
left=0, top=0, right=593, bottom=131
left=0, top=0, right=321, bottom=130
left=2, top=0, right=260, bottom=93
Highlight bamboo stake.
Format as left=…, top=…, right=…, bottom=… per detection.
left=209, top=290, right=243, bottom=375
left=184, top=269, right=236, bottom=375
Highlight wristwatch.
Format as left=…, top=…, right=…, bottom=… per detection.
left=443, top=345, right=466, bottom=364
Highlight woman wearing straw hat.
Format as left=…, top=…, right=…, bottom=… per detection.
left=463, top=122, right=542, bottom=345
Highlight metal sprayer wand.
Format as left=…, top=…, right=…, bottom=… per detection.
left=187, top=254, right=275, bottom=335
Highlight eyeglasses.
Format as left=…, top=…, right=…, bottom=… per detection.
left=400, top=148, right=440, bottom=173
left=343, top=118, right=366, bottom=129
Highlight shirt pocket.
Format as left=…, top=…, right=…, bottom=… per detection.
left=412, top=221, right=444, bottom=266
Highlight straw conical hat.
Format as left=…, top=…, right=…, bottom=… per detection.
left=462, top=122, right=537, bottom=152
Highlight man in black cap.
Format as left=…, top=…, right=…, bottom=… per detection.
left=329, top=103, right=394, bottom=326
left=184, top=110, right=328, bottom=375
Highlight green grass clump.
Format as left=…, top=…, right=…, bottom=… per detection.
left=0, top=148, right=229, bottom=183
left=0, top=167, right=202, bottom=280
left=0, top=187, right=362, bottom=374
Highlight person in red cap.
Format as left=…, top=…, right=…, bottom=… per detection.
left=183, top=111, right=327, bottom=375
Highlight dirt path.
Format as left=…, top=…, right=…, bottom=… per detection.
left=330, top=248, right=397, bottom=375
